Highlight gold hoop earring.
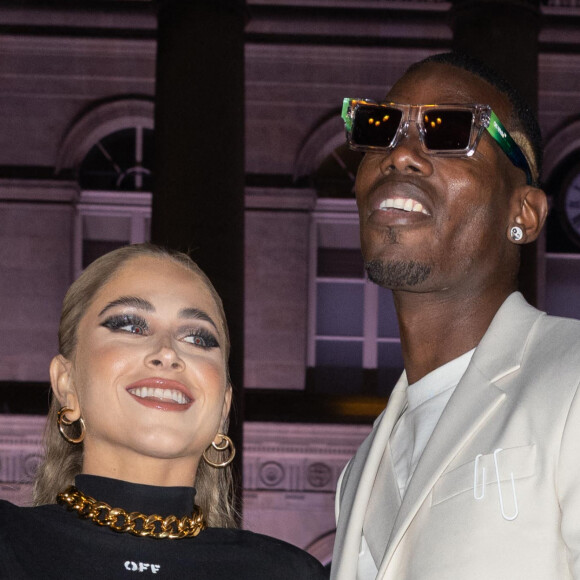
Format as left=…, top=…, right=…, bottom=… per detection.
left=57, top=407, right=86, bottom=445
left=202, top=434, right=236, bottom=468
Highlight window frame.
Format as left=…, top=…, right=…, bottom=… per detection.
left=308, top=198, right=400, bottom=372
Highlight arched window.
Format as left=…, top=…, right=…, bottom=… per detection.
left=311, top=143, right=362, bottom=199
left=57, top=99, right=154, bottom=274
left=79, top=126, right=154, bottom=192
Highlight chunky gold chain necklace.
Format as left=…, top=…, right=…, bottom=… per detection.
left=57, top=485, right=206, bottom=539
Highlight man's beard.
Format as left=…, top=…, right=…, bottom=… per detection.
left=365, top=259, right=432, bottom=288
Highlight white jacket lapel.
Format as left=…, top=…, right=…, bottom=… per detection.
left=376, top=292, right=544, bottom=576
left=362, top=439, right=402, bottom=566
left=378, top=365, right=507, bottom=574
left=331, top=376, right=407, bottom=580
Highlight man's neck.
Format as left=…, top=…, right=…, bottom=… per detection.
left=393, top=287, right=514, bottom=385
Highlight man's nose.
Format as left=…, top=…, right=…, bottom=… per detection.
left=376, top=122, right=434, bottom=177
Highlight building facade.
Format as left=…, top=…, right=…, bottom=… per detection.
left=1, top=0, right=580, bottom=566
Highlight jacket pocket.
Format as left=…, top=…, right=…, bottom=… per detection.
left=432, top=444, right=536, bottom=506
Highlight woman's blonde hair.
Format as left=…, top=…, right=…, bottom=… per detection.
left=33, top=243, right=237, bottom=528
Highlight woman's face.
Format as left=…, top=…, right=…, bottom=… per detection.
left=54, top=256, right=231, bottom=486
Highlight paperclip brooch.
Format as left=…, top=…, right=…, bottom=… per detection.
left=493, top=448, right=519, bottom=521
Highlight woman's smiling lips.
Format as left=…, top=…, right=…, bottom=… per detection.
left=125, top=377, right=194, bottom=412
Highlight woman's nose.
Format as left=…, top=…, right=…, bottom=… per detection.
left=145, top=341, right=185, bottom=371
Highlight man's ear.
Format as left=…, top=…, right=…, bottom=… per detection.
left=509, top=185, right=548, bottom=244
left=49, top=355, right=80, bottom=421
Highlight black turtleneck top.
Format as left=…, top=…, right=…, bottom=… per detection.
left=0, top=475, right=328, bottom=579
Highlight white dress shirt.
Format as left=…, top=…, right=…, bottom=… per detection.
left=390, top=348, right=475, bottom=499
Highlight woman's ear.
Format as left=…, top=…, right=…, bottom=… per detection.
left=49, top=355, right=80, bottom=421
left=220, top=385, right=233, bottom=429
left=508, top=185, right=548, bottom=244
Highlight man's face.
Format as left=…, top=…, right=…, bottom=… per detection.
left=355, top=62, right=524, bottom=295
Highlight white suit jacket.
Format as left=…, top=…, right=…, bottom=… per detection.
left=331, top=292, right=580, bottom=579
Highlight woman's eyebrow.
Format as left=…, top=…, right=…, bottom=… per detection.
left=178, top=307, right=218, bottom=331
left=98, top=296, right=154, bottom=317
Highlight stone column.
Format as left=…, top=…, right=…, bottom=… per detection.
left=451, top=0, right=544, bottom=307
left=151, top=0, right=246, bottom=507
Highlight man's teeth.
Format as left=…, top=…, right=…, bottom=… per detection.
left=379, top=198, right=429, bottom=215
left=128, top=387, right=190, bottom=404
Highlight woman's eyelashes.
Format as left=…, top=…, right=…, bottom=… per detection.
left=183, top=329, right=220, bottom=350
left=101, top=314, right=148, bottom=335
left=100, top=314, right=219, bottom=350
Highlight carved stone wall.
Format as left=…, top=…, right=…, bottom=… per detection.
left=0, top=415, right=45, bottom=506
left=242, top=421, right=371, bottom=560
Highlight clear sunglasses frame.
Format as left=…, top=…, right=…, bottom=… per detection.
left=341, top=98, right=534, bottom=185
left=342, top=98, right=492, bottom=157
